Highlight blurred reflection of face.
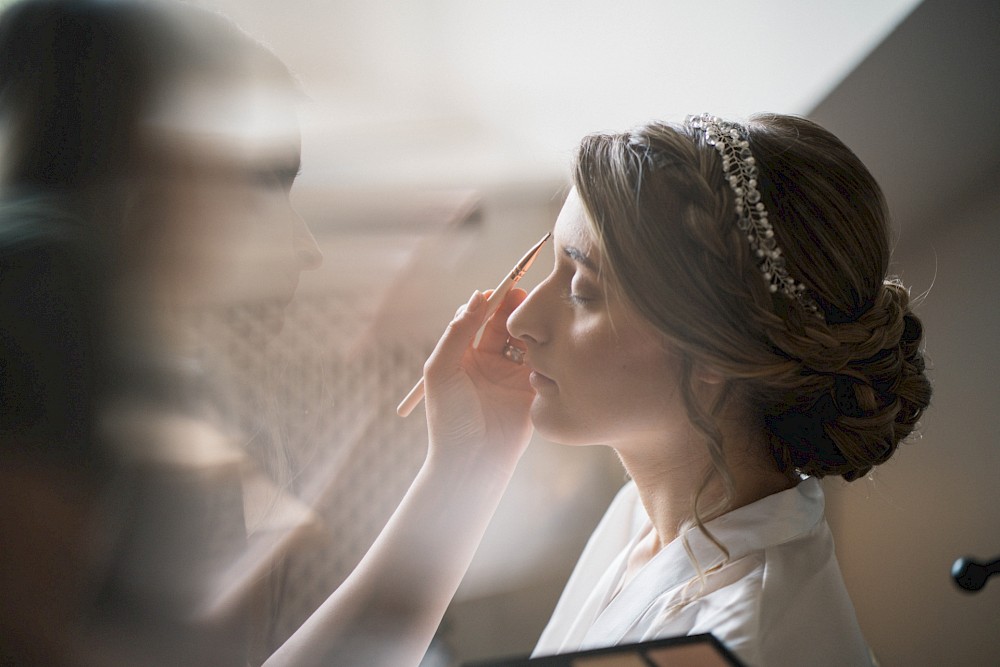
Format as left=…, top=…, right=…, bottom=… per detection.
left=506, top=189, right=687, bottom=454
left=141, top=77, right=322, bottom=334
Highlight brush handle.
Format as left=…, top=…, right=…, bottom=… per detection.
left=395, top=232, right=549, bottom=418
left=395, top=282, right=512, bottom=417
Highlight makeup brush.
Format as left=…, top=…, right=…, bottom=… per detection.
left=396, top=232, right=550, bottom=417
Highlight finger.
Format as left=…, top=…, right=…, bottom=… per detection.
left=478, top=288, right=528, bottom=353
left=424, top=290, right=486, bottom=377
left=453, top=288, right=496, bottom=321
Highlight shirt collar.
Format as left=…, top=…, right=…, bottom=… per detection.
left=585, top=478, right=825, bottom=646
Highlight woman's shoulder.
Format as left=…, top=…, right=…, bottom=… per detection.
left=660, top=537, right=870, bottom=666
left=603, top=480, right=646, bottom=533
left=568, top=481, right=647, bottom=585
left=608, top=479, right=640, bottom=509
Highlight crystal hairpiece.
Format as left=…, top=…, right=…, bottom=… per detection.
left=684, top=113, right=822, bottom=318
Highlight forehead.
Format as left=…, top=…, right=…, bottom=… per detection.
left=144, top=77, right=301, bottom=168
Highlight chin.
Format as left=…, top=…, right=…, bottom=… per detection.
left=529, top=402, right=597, bottom=447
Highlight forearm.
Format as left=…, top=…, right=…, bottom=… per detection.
left=263, top=449, right=516, bottom=667
left=265, top=288, right=533, bottom=666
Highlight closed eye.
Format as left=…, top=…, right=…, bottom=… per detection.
left=247, top=164, right=301, bottom=192
left=567, top=276, right=600, bottom=306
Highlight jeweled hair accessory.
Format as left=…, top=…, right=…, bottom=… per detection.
left=685, top=113, right=822, bottom=318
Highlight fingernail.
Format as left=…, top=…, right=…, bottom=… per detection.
left=467, top=290, right=483, bottom=310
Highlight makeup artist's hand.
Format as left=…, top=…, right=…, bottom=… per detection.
left=423, top=288, right=534, bottom=472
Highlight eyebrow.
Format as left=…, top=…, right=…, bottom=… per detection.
left=563, top=245, right=598, bottom=273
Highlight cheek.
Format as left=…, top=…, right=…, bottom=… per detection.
left=532, top=328, right=678, bottom=445
left=212, top=187, right=296, bottom=254
left=179, top=188, right=302, bottom=305
left=595, top=337, right=678, bottom=413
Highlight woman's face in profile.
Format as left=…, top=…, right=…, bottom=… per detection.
left=141, top=77, right=322, bottom=332
left=507, top=189, right=688, bottom=452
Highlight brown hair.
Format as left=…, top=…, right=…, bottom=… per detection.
left=573, top=113, right=931, bottom=500
left=0, top=0, right=297, bottom=231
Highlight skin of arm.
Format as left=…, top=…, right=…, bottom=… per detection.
left=264, top=288, right=534, bottom=667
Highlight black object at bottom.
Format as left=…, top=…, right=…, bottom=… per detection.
left=464, top=633, right=746, bottom=667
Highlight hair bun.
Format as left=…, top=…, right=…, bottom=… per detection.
left=766, top=281, right=932, bottom=481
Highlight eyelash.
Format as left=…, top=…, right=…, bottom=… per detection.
left=551, top=263, right=598, bottom=306
left=566, top=282, right=596, bottom=306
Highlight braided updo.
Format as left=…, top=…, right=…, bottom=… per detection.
left=573, top=113, right=931, bottom=482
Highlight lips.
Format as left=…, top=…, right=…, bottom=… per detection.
left=528, top=369, right=556, bottom=391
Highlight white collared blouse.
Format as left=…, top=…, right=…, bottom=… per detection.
left=532, top=478, right=873, bottom=667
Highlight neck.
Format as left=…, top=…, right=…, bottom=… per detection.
left=614, top=424, right=796, bottom=552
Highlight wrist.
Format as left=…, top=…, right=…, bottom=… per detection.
left=423, top=439, right=521, bottom=491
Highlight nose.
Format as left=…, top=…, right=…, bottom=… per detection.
left=292, top=211, right=323, bottom=271
left=506, top=277, right=550, bottom=346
